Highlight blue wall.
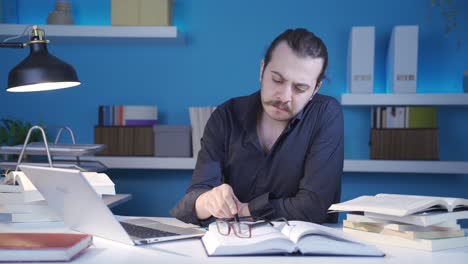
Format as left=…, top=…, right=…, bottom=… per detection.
left=1, top=0, right=467, bottom=223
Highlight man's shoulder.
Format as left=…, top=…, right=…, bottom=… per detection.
left=217, top=91, right=258, bottom=115
left=311, top=94, right=342, bottom=112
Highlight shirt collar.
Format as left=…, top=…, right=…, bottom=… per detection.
left=242, top=91, right=261, bottom=142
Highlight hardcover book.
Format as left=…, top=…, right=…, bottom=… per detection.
left=0, top=233, right=92, bottom=262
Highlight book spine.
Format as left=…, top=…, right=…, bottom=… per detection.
left=119, top=105, right=124, bottom=126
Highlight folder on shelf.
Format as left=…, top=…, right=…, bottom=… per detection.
left=386, top=25, right=419, bottom=93
left=347, top=26, right=375, bottom=93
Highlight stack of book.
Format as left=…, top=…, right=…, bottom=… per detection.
left=189, top=106, right=216, bottom=157
left=0, top=171, right=55, bottom=223
left=0, top=170, right=115, bottom=223
left=98, top=105, right=158, bottom=126
left=329, top=194, right=468, bottom=251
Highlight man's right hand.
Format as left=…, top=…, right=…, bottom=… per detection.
left=195, top=184, right=242, bottom=220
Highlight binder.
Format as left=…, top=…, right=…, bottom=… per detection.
left=386, top=25, right=419, bottom=93
left=347, top=26, right=375, bottom=93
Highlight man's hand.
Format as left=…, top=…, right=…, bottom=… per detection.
left=195, top=184, right=249, bottom=219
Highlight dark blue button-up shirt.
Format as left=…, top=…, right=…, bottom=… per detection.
left=171, top=91, right=343, bottom=226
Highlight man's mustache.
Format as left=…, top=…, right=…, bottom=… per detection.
left=265, top=100, right=291, bottom=113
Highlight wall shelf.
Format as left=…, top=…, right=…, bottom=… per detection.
left=58, top=156, right=197, bottom=170
left=57, top=156, right=468, bottom=174
left=341, top=93, right=468, bottom=106
left=0, top=24, right=183, bottom=44
left=344, top=160, right=468, bottom=174
left=341, top=93, right=468, bottom=175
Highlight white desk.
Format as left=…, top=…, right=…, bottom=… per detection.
left=1, top=217, right=467, bottom=264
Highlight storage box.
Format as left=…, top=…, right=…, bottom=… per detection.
left=369, top=128, right=438, bottom=160
left=347, top=26, right=375, bottom=93
left=94, top=126, right=154, bottom=156
left=111, top=0, right=174, bottom=26
left=154, top=125, right=191, bottom=157
left=386, top=26, right=419, bottom=93
left=111, top=0, right=139, bottom=26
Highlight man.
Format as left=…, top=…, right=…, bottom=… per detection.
left=171, top=28, right=343, bottom=226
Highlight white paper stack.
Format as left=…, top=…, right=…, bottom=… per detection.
left=189, top=106, right=216, bottom=158
left=0, top=170, right=115, bottom=223
left=386, top=25, right=419, bottom=93
left=347, top=26, right=375, bottom=93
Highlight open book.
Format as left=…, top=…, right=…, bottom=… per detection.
left=329, top=193, right=468, bottom=217
left=202, top=220, right=384, bottom=256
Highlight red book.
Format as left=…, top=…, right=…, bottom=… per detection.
left=0, top=233, right=93, bottom=262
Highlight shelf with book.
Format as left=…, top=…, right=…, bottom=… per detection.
left=0, top=24, right=184, bottom=44
left=340, top=93, right=468, bottom=174
left=341, top=93, right=468, bottom=106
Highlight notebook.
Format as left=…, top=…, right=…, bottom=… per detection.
left=19, top=165, right=205, bottom=245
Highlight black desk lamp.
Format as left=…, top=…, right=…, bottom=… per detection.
left=0, top=25, right=80, bottom=92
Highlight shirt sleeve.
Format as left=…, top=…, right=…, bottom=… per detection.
left=248, top=99, right=344, bottom=223
left=170, top=107, right=227, bottom=226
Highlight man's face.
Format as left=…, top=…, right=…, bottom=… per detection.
left=260, top=41, right=324, bottom=122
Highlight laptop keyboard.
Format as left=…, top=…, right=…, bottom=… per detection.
left=120, top=221, right=179, bottom=239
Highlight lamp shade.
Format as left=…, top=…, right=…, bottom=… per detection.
left=7, top=41, right=80, bottom=92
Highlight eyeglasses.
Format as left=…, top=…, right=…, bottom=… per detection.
left=215, top=216, right=289, bottom=239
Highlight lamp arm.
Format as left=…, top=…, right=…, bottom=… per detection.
left=0, top=42, right=26, bottom=48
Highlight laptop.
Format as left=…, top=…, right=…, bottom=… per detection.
left=19, top=165, right=205, bottom=245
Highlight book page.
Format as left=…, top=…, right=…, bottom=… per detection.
left=280, top=221, right=362, bottom=244
left=279, top=221, right=384, bottom=257
left=202, top=222, right=295, bottom=255
left=376, top=193, right=468, bottom=212
left=346, top=213, right=459, bottom=228
left=330, top=194, right=451, bottom=216
left=365, top=210, right=468, bottom=227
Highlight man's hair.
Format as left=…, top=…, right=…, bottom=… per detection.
left=262, top=28, right=328, bottom=84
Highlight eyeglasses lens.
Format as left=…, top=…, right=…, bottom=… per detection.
left=216, top=221, right=230, bottom=235
left=233, top=222, right=250, bottom=238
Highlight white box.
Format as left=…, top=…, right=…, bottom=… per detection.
left=347, top=26, right=375, bottom=93
left=386, top=25, right=419, bottom=93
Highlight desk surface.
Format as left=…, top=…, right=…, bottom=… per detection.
left=1, top=217, right=467, bottom=264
